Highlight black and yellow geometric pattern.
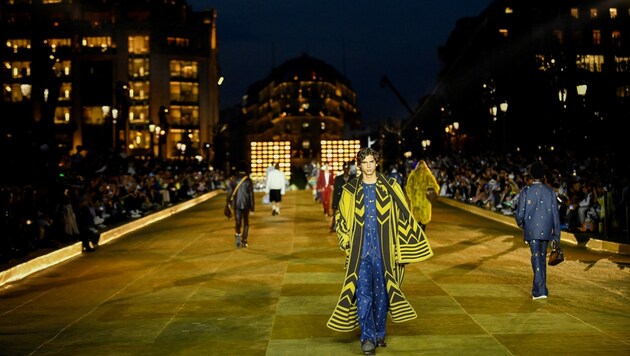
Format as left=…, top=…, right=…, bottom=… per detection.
left=327, top=173, right=433, bottom=332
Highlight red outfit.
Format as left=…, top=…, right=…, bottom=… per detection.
left=317, top=168, right=335, bottom=215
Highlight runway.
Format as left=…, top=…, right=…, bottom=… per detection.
left=1, top=190, right=629, bottom=355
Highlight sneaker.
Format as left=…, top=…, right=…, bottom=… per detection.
left=532, top=295, right=548, bottom=300
left=361, top=340, right=375, bottom=355
left=376, top=338, right=386, bottom=348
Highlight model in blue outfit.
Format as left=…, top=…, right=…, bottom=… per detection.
left=357, top=182, right=389, bottom=348
left=514, top=161, right=561, bottom=300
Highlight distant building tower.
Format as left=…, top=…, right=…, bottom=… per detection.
left=0, top=0, right=219, bottom=161
left=243, top=54, right=360, bottom=167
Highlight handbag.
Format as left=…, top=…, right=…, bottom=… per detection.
left=224, top=204, right=233, bottom=219
left=426, top=188, right=438, bottom=203
left=548, top=240, right=565, bottom=266
left=262, top=193, right=270, bottom=205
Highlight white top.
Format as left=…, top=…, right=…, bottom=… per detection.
left=266, top=169, right=286, bottom=194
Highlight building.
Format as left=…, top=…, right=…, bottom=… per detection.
left=242, top=53, right=360, bottom=168
left=0, top=0, right=219, bottom=162
left=415, top=0, right=629, bottom=160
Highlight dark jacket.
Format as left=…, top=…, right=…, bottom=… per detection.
left=227, top=174, right=255, bottom=212
left=331, top=172, right=356, bottom=210
left=515, top=181, right=561, bottom=241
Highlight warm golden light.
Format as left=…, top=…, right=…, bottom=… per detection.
left=250, top=141, right=292, bottom=184
left=320, top=139, right=361, bottom=174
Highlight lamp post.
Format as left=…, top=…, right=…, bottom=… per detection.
left=558, top=88, right=567, bottom=147
left=149, top=123, right=156, bottom=158
left=111, top=108, right=118, bottom=151
left=452, top=121, right=459, bottom=152
left=499, top=101, right=508, bottom=153
left=576, top=84, right=588, bottom=152
left=421, top=139, right=431, bottom=156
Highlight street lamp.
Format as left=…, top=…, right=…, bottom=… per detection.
left=576, top=84, right=588, bottom=151
left=111, top=108, right=119, bottom=150
left=421, top=139, right=431, bottom=155
left=500, top=101, right=508, bottom=153
left=176, top=142, right=186, bottom=159
left=576, top=84, right=588, bottom=99
left=558, top=88, right=567, bottom=110
left=149, top=123, right=156, bottom=157
left=452, top=121, right=460, bottom=152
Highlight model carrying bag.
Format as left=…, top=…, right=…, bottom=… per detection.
left=548, top=240, right=565, bottom=266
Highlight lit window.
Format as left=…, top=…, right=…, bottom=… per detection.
left=4, top=61, right=31, bottom=78
left=170, top=82, right=199, bottom=102
left=169, top=105, right=199, bottom=126
left=43, top=38, right=71, bottom=51
left=610, top=8, right=617, bottom=19
left=129, top=81, right=150, bottom=100
left=83, top=106, right=108, bottom=125
left=571, top=8, right=578, bottom=19
left=129, top=58, right=150, bottom=78
left=615, top=56, right=629, bottom=72
left=499, top=29, right=509, bottom=38
left=82, top=36, right=114, bottom=50
left=167, top=37, right=190, bottom=47
left=128, top=35, right=149, bottom=54
left=593, top=30, right=601, bottom=45
left=505, top=7, right=513, bottom=14
left=52, top=60, right=71, bottom=77
left=612, top=31, right=621, bottom=47
left=6, top=39, right=31, bottom=53
left=616, top=85, right=630, bottom=98
left=129, top=105, right=149, bottom=123
left=170, top=60, right=198, bottom=79
left=590, top=8, right=598, bottom=18
left=58, top=83, right=72, bottom=101
left=3, top=83, right=31, bottom=102
left=576, top=54, right=604, bottom=72
left=54, top=107, right=71, bottom=124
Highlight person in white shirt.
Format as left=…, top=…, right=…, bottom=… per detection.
left=266, top=163, right=286, bottom=215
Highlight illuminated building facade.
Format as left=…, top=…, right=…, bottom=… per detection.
left=248, top=139, right=360, bottom=188
left=320, top=139, right=361, bottom=174
left=250, top=141, right=292, bottom=184
left=0, top=0, right=219, bottom=160
left=424, top=0, right=630, bottom=157
left=243, top=54, right=360, bottom=168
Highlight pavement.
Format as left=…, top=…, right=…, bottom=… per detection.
left=0, top=190, right=629, bottom=355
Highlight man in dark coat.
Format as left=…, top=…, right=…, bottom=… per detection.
left=329, top=161, right=355, bottom=232
left=515, top=161, right=561, bottom=300
left=226, top=162, right=255, bottom=248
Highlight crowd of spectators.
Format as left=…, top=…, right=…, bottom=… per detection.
left=0, top=146, right=227, bottom=265
left=420, top=150, right=630, bottom=243
left=2, top=146, right=629, bottom=267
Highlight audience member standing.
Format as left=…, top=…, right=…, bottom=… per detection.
left=514, top=161, right=561, bottom=300
left=265, top=163, right=286, bottom=216
left=405, top=160, right=440, bottom=232
left=226, top=163, right=254, bottom=248
left=317, top=162, right=335, bottom=216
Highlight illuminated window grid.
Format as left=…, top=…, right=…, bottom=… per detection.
left=320, top=140, right=361, bottom=174
left=250, top=141, right=292, bottom=182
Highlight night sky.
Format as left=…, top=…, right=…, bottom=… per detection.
left=189, top=0, right=494, bottom=126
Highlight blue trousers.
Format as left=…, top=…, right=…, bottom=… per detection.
left=528, top=240, right=549, bottom=297
left=357, top=254, right=389, bottom=343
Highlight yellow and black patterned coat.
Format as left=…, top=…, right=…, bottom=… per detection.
left=327, top=173, right=433, bottom=332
